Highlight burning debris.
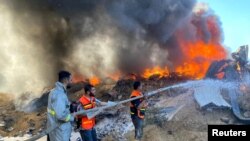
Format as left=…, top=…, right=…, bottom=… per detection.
left=206, top=45, right=249, bottom=81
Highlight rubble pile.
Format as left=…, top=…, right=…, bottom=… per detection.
left=206, top=45, right=249, bottom=80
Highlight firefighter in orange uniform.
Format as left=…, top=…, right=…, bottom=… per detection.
left=130, top=81, right=148, bottom=141
left=78, top=84, right=106, bottom=141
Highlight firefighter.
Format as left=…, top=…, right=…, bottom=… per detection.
left=78, top=84, right=106, bottom=141
left=47, top=70, right=75, bottom=141
left=130, top=81, right=148, bottom=141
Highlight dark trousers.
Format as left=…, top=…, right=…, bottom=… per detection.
left=47, top=135, right=71, bottom=141
left=131, top=116, right=144, bottom=140
left=80, top=128, right=97, bottom=141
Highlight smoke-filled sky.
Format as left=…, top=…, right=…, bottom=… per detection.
left=199, top=0, right=250, bottom=53
left=0, top=0, right=228, bottom=96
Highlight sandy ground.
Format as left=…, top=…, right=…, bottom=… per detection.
left=102, top=88, right=237, bottom=141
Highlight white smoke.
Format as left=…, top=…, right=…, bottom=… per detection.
left=64, top=13, right=120, bottom=79
left=0, top=3, right=53, bottom=96
left=193, top=2, right=209, bottom=14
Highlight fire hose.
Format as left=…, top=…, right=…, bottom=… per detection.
left=25, top=82, right=195, bottom=141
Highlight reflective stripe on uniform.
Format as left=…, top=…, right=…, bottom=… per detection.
left=83, top=120, right=93, bottom=124
left=65, top=114, right=71, bottom=122
left=48, top=108, right=56, bottom=116
left=48, top=108, right=71, bottom=122
left=84, top=104, right=92, bottom=109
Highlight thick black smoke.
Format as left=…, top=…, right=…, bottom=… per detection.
left=1, top=0, right=226, bottom=96
left=106, top=0, right=196, bottom=42
left=107, top=0, right=197, bottom=73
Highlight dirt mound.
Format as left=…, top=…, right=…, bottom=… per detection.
left=0, top=93, right=46, bottom=137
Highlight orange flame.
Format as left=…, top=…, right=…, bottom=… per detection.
left=175, top=41, right=227, bottom=79
left=89, top=76, right=101, bottom=86
left=173, top=13, right=227, bottom=79
left=74, top=39, right=227, bottom=82
left=107, top=72, right=121, bottom=81
left=72, top=74, right=100, bottom=86
left=140, top=41, right=227, bottom=79
left=72, top=74, right=85, bottom=83
left=142, top=66, right=169, bottom=78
